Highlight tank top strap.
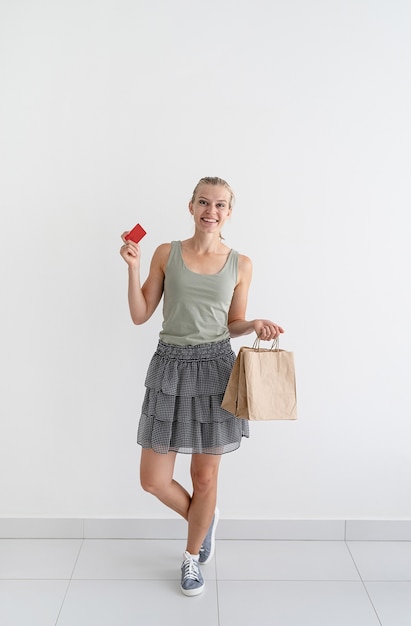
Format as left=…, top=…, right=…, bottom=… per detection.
left=167, top=240, right=183, bottom=269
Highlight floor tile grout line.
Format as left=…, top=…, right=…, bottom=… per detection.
left=210, top=578, right=373, bottom=583
left=54, top=538, right=84, bottom=626
left=3, top=575, right=409, bottom=583
left=54, top=578, right=72, bottom=626
left=345, top=540, right=383, bottom=626
left=0, top=578, right=70, bottom=582
left=2, top=576, right=397, bottom=582
left=70, top=538, right=85, bottom=580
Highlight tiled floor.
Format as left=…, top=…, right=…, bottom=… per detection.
left=1, top=538, right=411, bottom=625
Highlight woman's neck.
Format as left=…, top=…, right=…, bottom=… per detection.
left=183, top=233, right=227, bottom=255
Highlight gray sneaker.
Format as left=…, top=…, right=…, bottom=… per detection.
left=180, top=551, right=205, bottom=596
left=198, top=507, right=220, bottom=564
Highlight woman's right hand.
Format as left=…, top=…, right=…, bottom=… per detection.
left=120, top=232, right=141, bottom=268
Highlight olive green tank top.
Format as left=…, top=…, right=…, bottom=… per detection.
left=159, top=241, right=239, bottom=346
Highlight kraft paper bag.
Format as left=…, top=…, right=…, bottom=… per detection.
left=222, top=339, right=297, bottom=421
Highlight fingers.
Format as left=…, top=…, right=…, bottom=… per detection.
left=257, top=321, right=284, bottom=341
left=259, top=326, right=277, bottom=340
left=120, top=235, right=140, bottom=263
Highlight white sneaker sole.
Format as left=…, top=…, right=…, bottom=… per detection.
left=180, top=582, right=205, bottom=596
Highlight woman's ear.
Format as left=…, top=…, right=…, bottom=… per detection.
left=188, top=201, right=194, bottom=214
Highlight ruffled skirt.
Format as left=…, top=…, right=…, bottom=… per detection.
left=137, top=339, right=249, bottom=455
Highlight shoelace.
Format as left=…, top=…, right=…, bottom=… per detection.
left=182, top=556, right=201, bottom=581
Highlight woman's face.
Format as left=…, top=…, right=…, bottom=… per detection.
left=189, top=184, right=232, bottom=235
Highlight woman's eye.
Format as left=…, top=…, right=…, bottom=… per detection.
left=199, top=200, right=207, bottom=205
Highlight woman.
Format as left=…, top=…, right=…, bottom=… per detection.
left=120, top=176, right=283, bottom=596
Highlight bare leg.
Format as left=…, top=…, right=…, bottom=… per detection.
left=140, top=449, right=191, bottom=519
left=186, top=454, right=221, bottom=555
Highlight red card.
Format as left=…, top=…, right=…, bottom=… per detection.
left=124, top=223, right=147, bottom=244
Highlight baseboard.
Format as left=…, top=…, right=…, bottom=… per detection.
left=1, top=518, right=411, bottom=540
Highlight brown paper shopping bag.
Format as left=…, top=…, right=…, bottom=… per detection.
left=222, top=338, right=297, bottom=421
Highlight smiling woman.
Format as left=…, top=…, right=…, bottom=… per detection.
left=189, top=176, right=234, bottom=241
left=119, top=176, right=284, bottom=596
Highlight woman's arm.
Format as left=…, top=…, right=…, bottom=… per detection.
left=227, top=254, right=284, bottom=341
left=120, top=235, right=170, bottom=325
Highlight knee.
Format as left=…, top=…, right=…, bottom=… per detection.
left=191, top=468, right=218, bottom=494
left=140, top=474, right=166, bottom=497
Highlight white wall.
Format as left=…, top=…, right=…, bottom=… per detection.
left=1, top=0, right=410, bottom=520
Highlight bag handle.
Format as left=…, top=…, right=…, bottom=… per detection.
left=252, top=336, right=280, bottom=351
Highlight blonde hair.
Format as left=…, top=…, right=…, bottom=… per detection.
left=191, top=176, right=235, bottom=209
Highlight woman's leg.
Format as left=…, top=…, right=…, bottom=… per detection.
left=140, top=449, right=221, bottom=555
left=186, top=454, right=221, bottom=555
left=140, top=449, right=191, bottom=519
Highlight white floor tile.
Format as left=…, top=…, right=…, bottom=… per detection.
left=366, top=582, right=411, bottom=626
left=72, top=539, right=216, bottom=580
left=57, top=579, right=219, bottom=626
left=0, top=580, right=68, bottom=626
left=215, top=540, right=360, bottom=580
left=347, top=541, right=411, bottom=581
left=2, top=537, right=407, bottom=626
left=0, top=540, right=82, bottom=579
left=218, top=581, right=381, bottom=626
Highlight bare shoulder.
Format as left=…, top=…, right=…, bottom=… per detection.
left=233, top=253, right=252, bottom=290
left=238, top=253, right=253, bottom=278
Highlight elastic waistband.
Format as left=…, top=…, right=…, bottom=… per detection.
left=156, top=339, right=233, bottom=361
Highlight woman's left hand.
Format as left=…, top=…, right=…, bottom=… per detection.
left=253, top=319, right=284, bottom=341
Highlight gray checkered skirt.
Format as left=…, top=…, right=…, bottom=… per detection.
left=137, top=339, right=249, bottom=455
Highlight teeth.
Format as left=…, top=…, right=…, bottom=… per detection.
left=202, top=218, right=217, bottom=223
